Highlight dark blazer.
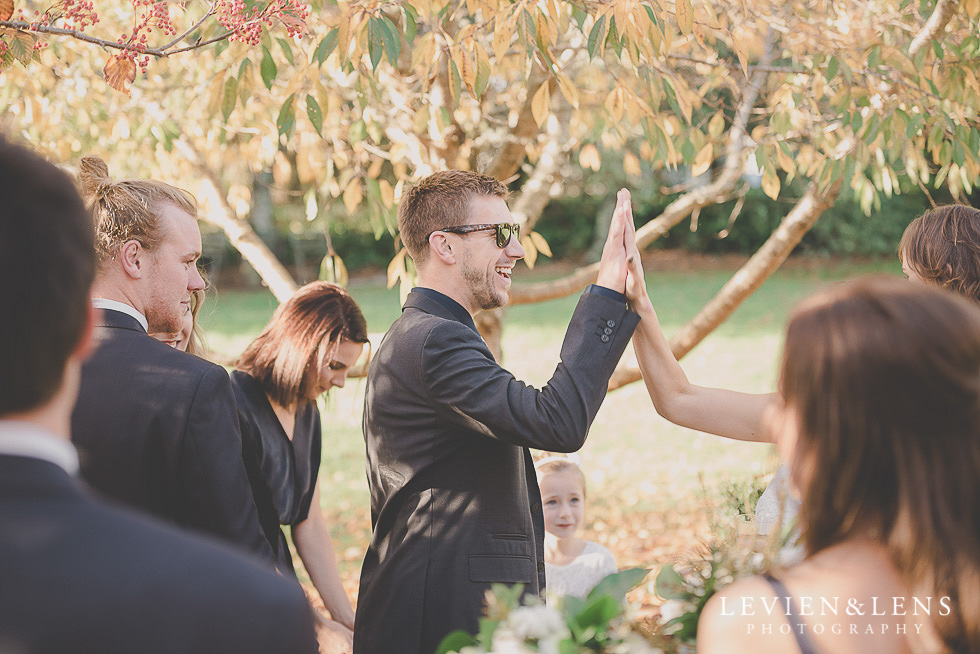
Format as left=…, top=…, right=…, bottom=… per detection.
left=0, top=454, right=317, bottom=653
left=354, top=289, right=638, bottom=654
left=71, top=308, right=273, bottom=562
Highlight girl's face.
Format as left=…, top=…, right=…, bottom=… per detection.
left=901, top=256, right=924, bottom=284
left=540, top=469, right=585, bottom=539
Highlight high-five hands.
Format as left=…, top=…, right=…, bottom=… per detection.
left=623, top=194, right=652, bottom=313
left=596, top=189, right=632, bottom=295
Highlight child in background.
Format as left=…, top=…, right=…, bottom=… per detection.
left=536, top=456, right=617, bottom=601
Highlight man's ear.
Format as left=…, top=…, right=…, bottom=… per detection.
left=118, top=239, right=145, bottom=280
left=428, top=232, right=456, bottom=266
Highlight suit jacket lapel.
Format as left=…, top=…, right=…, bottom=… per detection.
left=95, top=308, right=147, bottom=334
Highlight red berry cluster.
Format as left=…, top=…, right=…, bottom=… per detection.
left=113, top=0, right=178, bottom=74
left=59, top=0, right=100, bottom=30
left=216, top=0, right=308, bottom=45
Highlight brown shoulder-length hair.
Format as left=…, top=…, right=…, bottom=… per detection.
left=397, top=170, right=508, bottom=266
left=900, top=204, right=980, bottom=303
left=780, top=276, right=980, bottom=652
left=236, top=282, right=368, bottom=409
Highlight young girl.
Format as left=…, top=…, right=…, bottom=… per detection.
left=536, top=457, right=617, bottom=600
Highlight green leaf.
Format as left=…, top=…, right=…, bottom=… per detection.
left=277, top=93, right=296, bottom=138
left=306, top=94, right=323, bottom=137
left=588, top=568, right=649, bottom=605
left=570, top=595, right=619, bottom=634
left=221, top=76, right=238, bottom=122
left=0, top=45, right=16, bottom=71
left=277, top=37, right=294, bottom=65
left=238, top=58, right=250, bottom=78
left=314, top=29, right=338, bottom=65
left=826, top=55, right=839, bottom=82
left=261, top=46, right=277, bottom=90
left=587, top=14, right=606, bottom=58
left=434, top=631, right=478, bottom=654
left=931, top=39, right=943, bottom=59
left=655, top=564, right=689, bottom=600
left=379, top=16, right=401, bottom=64
left=476, top=618, right=498, bottom=648
left=368, top=17, right=384, bottom=70
left=403, top=5, right=418, bottom=44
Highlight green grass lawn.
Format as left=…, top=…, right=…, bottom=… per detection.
left=198, top=255, right=901, bottom=603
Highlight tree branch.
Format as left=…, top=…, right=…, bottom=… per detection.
left=485, top=64, right=554, bottom=181
left=509, top=30, right=775, bottom=306
left=908, top=0, right=960, bottom=60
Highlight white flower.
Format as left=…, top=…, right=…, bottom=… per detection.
left=658, top=599, right=689, bottom=624
left=504, top=604, right=569, bottom=642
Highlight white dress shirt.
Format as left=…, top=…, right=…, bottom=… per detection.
left=0, top=420, right=79, bottom=474
left=91, top=298, right=148, bottom=332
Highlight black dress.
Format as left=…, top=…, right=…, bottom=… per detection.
left=231, top=370, right=322, bottom=575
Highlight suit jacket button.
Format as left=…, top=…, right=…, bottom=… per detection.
left=607, top=320, right=616, bottom=327
left=531, top=503, right=541, bottom=514
left=600, top=335, right=610, bottom=343
left=538, top=561, right=545, bottom=572
left=603, top=327, right=613, bottom=335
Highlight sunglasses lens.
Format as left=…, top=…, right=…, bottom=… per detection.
left=496, top=223, right=518, bottom=248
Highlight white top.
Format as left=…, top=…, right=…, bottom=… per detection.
left=545, top=540, right=617, bottom=601
left=0, top=420, right=79, bottom=474
left=92, top=298, right=148, bottom=332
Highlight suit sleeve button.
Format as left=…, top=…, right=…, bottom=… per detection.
left=603, top=327, right=613, bottom=335
left=600, top=335, right=610, bottom=343
left=606, top=320, right=616, bottom=327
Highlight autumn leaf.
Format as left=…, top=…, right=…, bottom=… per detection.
left=676, top=0, right=694, bottom=35
left=0, top=0, right=13, bottom=21
left=104, top=55, right=137, bottom=95
left=530, top=81, right=549, bottom=128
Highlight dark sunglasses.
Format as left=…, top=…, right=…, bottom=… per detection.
left=435, top=223, right=521, bottom=248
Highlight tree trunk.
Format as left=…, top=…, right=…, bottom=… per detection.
left=475, top=308, right=505, bottom=362
left=607, top=178, right=844, bottom=391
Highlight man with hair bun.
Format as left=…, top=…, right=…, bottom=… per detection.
left=0, top=137, right=316, bottom=653
left=70, top=156, right=275, bottom=563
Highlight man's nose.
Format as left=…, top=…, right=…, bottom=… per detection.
left=506, top=231, right=526, bottom=259
left=189, top=266, right=205, bottom=291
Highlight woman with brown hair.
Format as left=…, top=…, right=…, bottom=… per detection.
left=625, top=204, right=980, bottom=536
left=232, top=281, right=368, bottom=649
left=694, top=277, right=980, bottom=653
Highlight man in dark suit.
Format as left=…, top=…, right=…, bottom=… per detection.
left=0, top=137, right=316, bottom=653
left=69, top=156, right=274, bottom=562
left=354, top=171, right=640, bottom=654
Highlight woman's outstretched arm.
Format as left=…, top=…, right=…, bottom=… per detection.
left=623, top=206, right=775, bottom=443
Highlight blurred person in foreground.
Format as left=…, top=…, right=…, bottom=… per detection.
left=0, top=136, right=316, bottom=653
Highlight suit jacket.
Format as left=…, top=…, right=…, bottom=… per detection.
left=0, top=454, right=317, bottom=653
left=354, top=289, right=638, bottom=654
left=71, top=308, right=273, bottom=562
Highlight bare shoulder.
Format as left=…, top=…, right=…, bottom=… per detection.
left=697, top=576, right=778, bottom=654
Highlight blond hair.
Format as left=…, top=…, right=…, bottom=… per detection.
left=78, top=156, right=197, bottom=266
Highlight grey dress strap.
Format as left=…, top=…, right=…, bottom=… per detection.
left=762, top=573, right=820, bottom=654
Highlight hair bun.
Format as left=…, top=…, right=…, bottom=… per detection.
left=78, top=156, right=112, bottom=199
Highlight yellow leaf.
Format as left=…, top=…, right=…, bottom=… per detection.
left=531, top=81, right=550, bottom=128
left=379, top=179, right=394, bottom=208
left=607, top=88, right=624, bottom=123
left=579, top=144, right=601, bottom=171
left=708, top=112, right=726, bottom=139
left=343, top=180, right=362, bottom=213
left=104, top=55, right=137, bottom=96
left=676, top=0, right=693, bottom=35
left=776, top=145, right=795, bottom=174
left=691, top=143, right=713, bottom=177
left=624, top=151, right=643, bottom=177
left=536, top=13, right=550, bottom=49
left=387, top=248, right=407, bottom=289
left=556, top=73, right=579, bottom=109
left=520, top=234, right=537, bottom=269
left=965, top=0, right=980, bottom=17
left=761, top=168, right=780, bottom=200
left=669, top=76, right=693, bottom=124
left=529, top=230, right=552, bottom=258
left=492, top=14, right=512, bottom=60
